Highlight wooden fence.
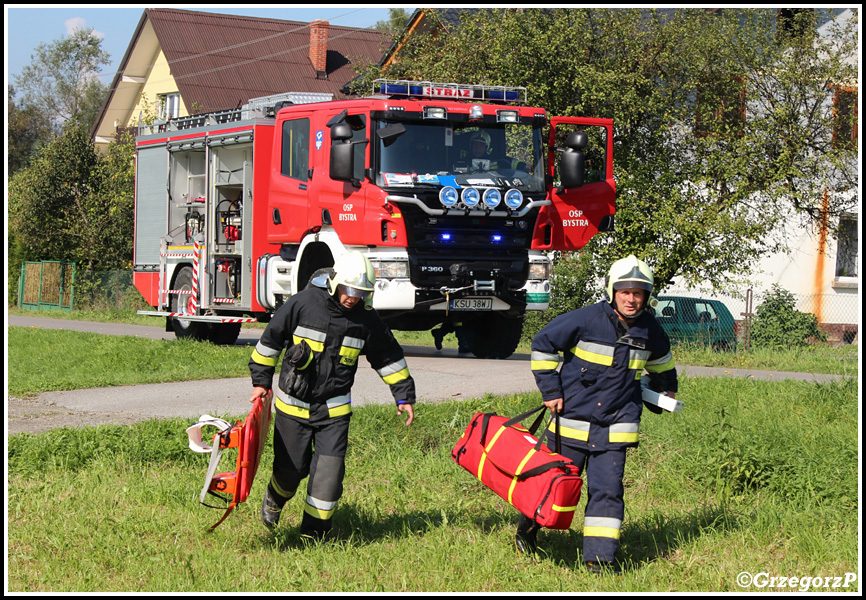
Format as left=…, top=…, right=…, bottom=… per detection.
left=18, top=261, right=75, bottom=311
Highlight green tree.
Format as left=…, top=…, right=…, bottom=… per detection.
left=8, top=120, right=135, bottom=279
left=372, top=8, right=412, bottom=32
left=13, top=26, right=109, bottom=129
left=369, top=8, right=859, bottom=296
left=8, top=85, right=53, bottom=174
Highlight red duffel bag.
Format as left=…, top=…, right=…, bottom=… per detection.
left=451, top=405, right=582, bottom=529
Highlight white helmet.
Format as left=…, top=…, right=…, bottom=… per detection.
left=326, top=251, right=376, bottom=309
left=470, top=130, right=490, bottom=152
left=604, top=255, right=654, bottom=311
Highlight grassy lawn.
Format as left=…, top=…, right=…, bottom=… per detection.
left=7, top=376, right=859, bottom=592
left=6, top=318, right=859, bottom=591
left=7, top=306, right=860, bottom=378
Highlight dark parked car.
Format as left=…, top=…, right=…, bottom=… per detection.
left=653, top=296, right=737, bottom=350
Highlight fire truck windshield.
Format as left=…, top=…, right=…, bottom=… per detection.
left=375, top=121, right=545, bottom=192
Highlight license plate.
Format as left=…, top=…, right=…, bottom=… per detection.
left=450, top=297, right=493, bottom=311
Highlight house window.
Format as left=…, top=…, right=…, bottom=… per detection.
left=159, top=93, right=181, bottom=120
left=776, top=9, right=815, bottom=46
left=281, top=118, right=310, bottom=181
left=833, top=87, right=858, bottom=150
left=695, top=75, right=746, bottom=137
left=835, top=213, right=858, bottom=278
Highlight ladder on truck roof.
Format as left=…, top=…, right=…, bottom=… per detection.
left=138, top=91, right=334, bottom=135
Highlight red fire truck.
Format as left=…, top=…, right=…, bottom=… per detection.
left=134, top=80, right=615, bottom=358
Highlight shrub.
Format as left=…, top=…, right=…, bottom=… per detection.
left=750, top=285, right=826, bottom=348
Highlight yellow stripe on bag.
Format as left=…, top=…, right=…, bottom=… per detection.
left=477, top=425, right=509, bottom=481
left=552, top=503, right=577, bottom=513
left=507, top=449, right=537, bottom=505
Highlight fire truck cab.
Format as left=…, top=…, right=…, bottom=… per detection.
left=134, top=80, right=615, bottom=358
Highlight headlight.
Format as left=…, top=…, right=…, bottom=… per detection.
left=424, top=106, right=446, bottom=119
left=483, top=188, right=501, bottom=209
left=461, top=187, right=480, bottom=208
left=497, top=110, right=519, bottom=123
left=439, top=186, right=458, bottom=208
left=371, top=260, right=409, bottom=279
left=528, top=261, right=550, bottom=280
left=504, top=189, right=523, bottom=210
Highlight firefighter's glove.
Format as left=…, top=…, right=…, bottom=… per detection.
left=285, top=339, right=313, bottom=368
left=279, top=340, right=316, bottom=400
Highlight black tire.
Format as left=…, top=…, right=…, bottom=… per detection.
left=207, top=322, right=242, bottom=345
left=461, top=313, right=524, bottom=359
left=170, top=266, right=209, bottom=341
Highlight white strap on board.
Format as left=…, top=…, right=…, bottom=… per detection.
left=200, top=437, right=227, bottom=504
left=640, top=382, right=684, bottom=413
left=185, top=416, right=232, bottom=453
left=186, top=416, right=234, bottom=503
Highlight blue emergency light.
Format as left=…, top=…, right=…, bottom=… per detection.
left=486, top=89, right=521, bottom=102
left=504, top=189, right=523, bottom=210
left=483, top=188, right=502, bottom=209
left=378, top=82, right=425, bottom=96
left=461, top=187, right=481, bottom=208
left=439, top=186, right=459, bottom=208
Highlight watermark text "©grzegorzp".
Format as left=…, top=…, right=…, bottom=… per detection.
left=737, top=571, right=857, bottom=591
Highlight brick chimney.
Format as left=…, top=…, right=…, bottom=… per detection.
left=309, top=20, right=329, bottom=79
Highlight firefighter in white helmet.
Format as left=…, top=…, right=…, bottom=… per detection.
left=249, top=251, right=416, bottom=539
left=522, top=255, right=678, bottom=573
left=469, top=129, right=528, bottom=172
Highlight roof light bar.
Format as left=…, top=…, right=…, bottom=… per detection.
left=373, top=79, right=526, bottom=103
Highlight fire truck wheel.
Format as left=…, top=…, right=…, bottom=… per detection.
left=461, top=313, right=524, bottom=359
left=170, top=266, right=209, bottom=341
left=207, top=323, right=242, bottom=345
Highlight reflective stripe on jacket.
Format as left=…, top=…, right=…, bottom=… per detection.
left=531, top=301, right=676, bottom=450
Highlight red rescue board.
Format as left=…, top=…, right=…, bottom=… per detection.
left=186, top=394, right=272, bottom=531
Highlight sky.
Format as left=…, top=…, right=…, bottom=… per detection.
left=5, top=5, right=416, bottom=86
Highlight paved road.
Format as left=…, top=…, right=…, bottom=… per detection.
left=7, top=315, right=847, bottom=435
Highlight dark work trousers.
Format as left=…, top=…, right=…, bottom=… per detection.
left=550, top=439, right=628, bottom=563
left=270, top=409, right=351, bottom=537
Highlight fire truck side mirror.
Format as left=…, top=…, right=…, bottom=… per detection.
left=330, top=142, right=354, bottom=182
left=329, top=138, right=370, bottom=184
left=559, top=131, right=587, bottom=190
left=328, top=115, right=356, bottom=182
left=329, top=119, right=370, bottom=184
left=330, top=122, right=353, bottom=141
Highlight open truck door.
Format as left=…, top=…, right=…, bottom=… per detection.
left=533, top=117, right=615, bottom=251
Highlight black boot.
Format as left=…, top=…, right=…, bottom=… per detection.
left=514, top=515, right=540, bottom=556
left=432, top=328, right=445, bottom=350
left=261, top=485, right=286, bottom=530
left=300, top=512, right=331, bottom=543
left=585, top=560, right=622, bottom=575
